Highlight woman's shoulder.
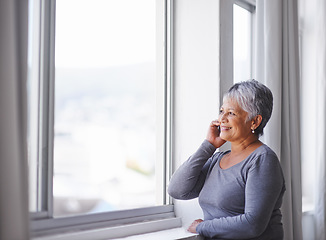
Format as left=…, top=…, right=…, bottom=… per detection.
left=257, top=144, right=279, bottom=160
left=246, top=144, right=281, bottom=169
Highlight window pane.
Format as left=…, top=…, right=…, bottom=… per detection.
left=233, top=4, right=252, bottom=83
left=54, top=0, right=160, bottom=217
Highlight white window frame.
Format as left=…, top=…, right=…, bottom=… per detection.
left=29, top=0, right=180, bottom=239
left=219, top=0, right=256, bottom=101
left=217, top=0, right=255, bottom=152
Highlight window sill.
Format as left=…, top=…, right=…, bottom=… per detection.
left=32, top=217, right=193, bottom=240
left=113, top=227, right=203, bottom=240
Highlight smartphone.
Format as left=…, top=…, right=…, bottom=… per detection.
left=217, top=125, right=221, bottom=133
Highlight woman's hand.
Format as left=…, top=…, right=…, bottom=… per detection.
left=187, top=219, right=203, bottom=233
left=206, top=120, right=226, bottom=148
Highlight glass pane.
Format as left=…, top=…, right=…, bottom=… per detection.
left=233, top=4, right=252, bottom=83
left=54, top=0, right=159, bottom=217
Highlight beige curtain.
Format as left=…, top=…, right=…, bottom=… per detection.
left=0, top=0, right=30, bottom=239
left=255, top=0, right=303, bottom=240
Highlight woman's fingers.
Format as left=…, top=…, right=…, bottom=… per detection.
left=187, top=219, right=203, bottom=233
left=206, top=120, right=226, bottom=148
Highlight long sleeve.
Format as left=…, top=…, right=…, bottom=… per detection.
left=196, top=150, right=285, bottom=239
left=167, top=140, right=217, bottom=200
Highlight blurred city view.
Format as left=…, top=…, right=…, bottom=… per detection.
left=53, top=63, right=158, bottom=216
left=53, top=0, right=158, bottom=217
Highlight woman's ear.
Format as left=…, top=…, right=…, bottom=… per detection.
left=251, top=115, right=263, bottom=129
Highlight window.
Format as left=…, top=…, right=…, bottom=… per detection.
left=54, top=0, right=161, bottom=217
left=218, top=0, right=255, bottom=102
left=233, top=3, right=254, bottom=83
left=28, top=0, right=176, bottom=237
left=28, top=0, right=256, bottom=238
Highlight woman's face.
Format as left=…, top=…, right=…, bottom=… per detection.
left=218, top=98, right=253, bottom=143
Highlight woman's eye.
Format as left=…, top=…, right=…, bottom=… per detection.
left=229, top=112, right=235, bottom=116
left=219, top=110, right=223, bottom=114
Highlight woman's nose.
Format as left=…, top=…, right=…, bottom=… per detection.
left=219, top=112, right=227, bottom=122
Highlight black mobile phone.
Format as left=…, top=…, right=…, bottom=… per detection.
left=217, top=125, right=221, bottom=133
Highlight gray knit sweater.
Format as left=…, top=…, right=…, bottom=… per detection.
left=168, top=140, right=285, bottom=240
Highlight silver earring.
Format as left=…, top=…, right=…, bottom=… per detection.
left=251, top=129, right=255, bottom=134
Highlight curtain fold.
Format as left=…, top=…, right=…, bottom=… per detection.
left=255, top=1, right=303, bottom=240
left=314, top=0, right=326, bottom=238
left=299, top=0, right=326, bottom=238
left=0, top=0, right=30, bottom=239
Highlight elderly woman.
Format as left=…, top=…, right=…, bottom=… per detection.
left=168, top=80, right=285, bottom=240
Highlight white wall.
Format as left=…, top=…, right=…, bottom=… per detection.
left=171, top=0, right=220, bottom=227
